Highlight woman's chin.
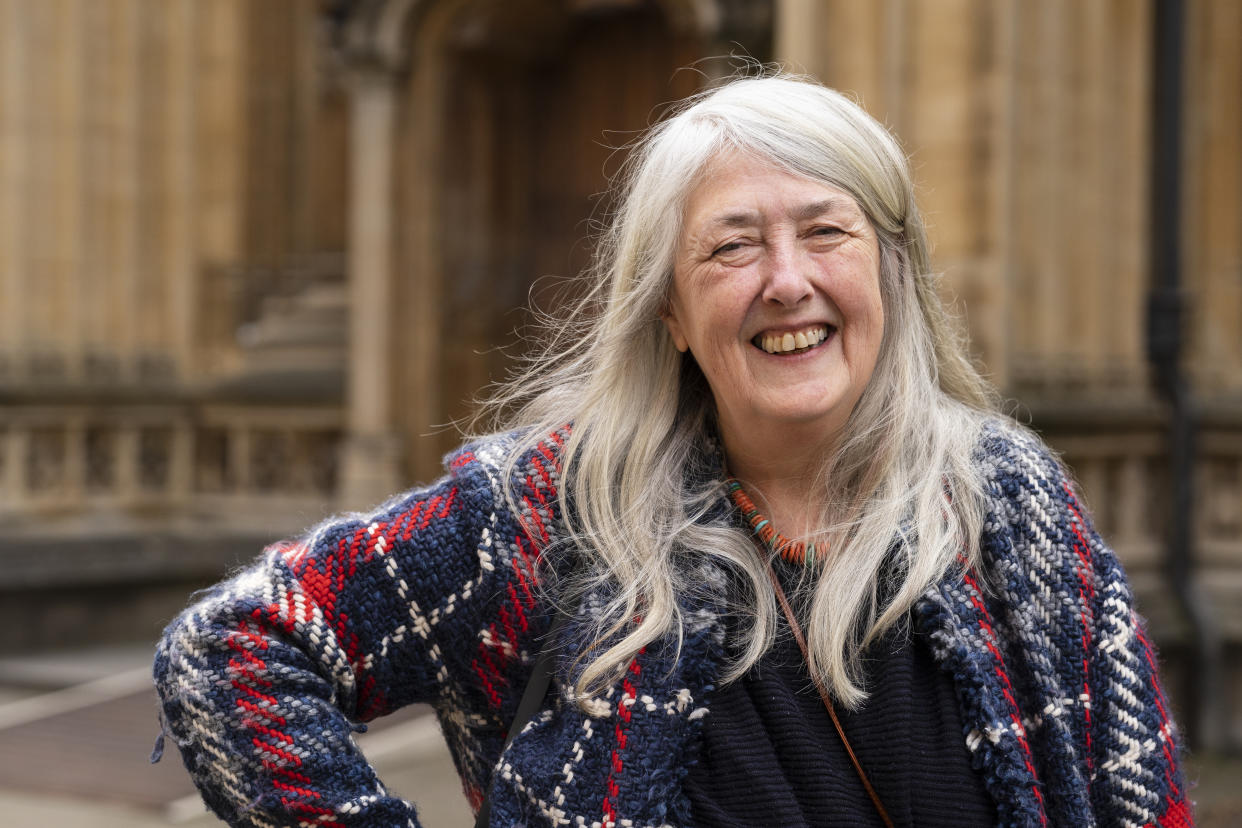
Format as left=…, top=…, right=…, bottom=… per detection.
left=726, top=397, right=851, bottom=444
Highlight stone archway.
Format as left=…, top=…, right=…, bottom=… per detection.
left=329, top=0, right=772, bottom=491
left=411, top=1, right=703, bottom=464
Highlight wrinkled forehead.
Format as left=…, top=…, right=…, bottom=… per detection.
left=679, top=149, right=870, bottom=232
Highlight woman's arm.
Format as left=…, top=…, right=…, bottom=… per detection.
left=1066, top=485, right=1193, bottom=827
left=153, top=440, right=546, bottom=827
left=989, top=423, right=1191, bottom=826
left=954, top=422, right=1192, bottom=827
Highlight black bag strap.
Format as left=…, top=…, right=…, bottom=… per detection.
left=473, top=607, right=572, bottom=828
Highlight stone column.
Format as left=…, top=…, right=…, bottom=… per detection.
left=112, top=0, right=141, bottom=384
left=56, top=0, right=84, bottom=383
left=1185, top=0, right=1242, bottom=397
left=339, top=64, right=403, bottom=508
left=3, top=428, right=27, bottom=509
left=167, top=0, right=198, bottom=381
left=0, top=0, right=27, bottom=383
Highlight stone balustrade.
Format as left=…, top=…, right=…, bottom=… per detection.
left=0, top=400, right=341, bottom=524
left=1036, top=406, right=1242, bottom=643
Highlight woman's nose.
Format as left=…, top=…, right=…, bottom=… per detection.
left=761, top=246, right=813, bottom=307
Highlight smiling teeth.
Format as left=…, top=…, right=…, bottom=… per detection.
left=759, top=325, right=831, bottom=354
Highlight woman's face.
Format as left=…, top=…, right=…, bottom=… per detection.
left=662, top=151, right=885, bottom=452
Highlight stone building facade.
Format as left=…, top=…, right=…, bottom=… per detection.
left=0, top=0, right=1238, bottom=745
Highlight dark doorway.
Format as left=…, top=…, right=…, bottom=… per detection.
left=431, top=1, right=702, bottom=434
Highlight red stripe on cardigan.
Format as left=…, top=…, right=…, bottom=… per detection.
left=601, top=649, right=646, bottom=828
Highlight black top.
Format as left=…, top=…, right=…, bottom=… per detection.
left=684, top=567, right=995, bottom=828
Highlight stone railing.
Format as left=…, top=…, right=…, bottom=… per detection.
left=0, top=393, right=346, bottom=650
left=1032, top=402, right=1242, bottom=643
left=0, top=399, right=342, bottom=525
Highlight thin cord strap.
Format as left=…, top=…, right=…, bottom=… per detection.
left=767, top=565, right=895, bottom=828
left=474, top=608, right=571, bottom=828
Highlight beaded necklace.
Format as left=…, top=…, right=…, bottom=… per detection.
left=725, top=478, right=819, bottom=566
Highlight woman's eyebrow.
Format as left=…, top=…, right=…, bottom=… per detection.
left=709, top=210, right=761, bottom=229
left=793, top=197, right=856, bottom=222
left=707, top=198, right=859, bottom=229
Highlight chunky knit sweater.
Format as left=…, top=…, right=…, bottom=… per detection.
left=153, top=423, right=1191, bottom=828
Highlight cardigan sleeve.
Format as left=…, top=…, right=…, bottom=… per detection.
left=1067, top=482, right=1193, bottom=827
left=974, top=422, right=1192, bottom=827
left=152, top=439, right=549, bottom=827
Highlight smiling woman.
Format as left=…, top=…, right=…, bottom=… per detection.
left=154, top=74, right=1191, bottom=828
left=663, top=151, right=886, bottom=516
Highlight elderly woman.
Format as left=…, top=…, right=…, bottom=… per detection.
left=154, top=75, right=1189, bottom=827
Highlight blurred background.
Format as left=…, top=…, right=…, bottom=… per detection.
left=0, top=0, right=1239, bottom=825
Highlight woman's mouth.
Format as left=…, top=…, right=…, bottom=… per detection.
left=752, top=324, right=834, bottom=355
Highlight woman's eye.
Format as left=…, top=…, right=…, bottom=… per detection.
left=712, top=241, right=745, bottom=257
left=811, top=226, right=845, bottom=238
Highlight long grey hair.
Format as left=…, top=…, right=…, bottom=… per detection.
left=477, top=73, right=997, bottom=709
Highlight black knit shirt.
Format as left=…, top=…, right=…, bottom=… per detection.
left=684, top=567, right=995, bottom=828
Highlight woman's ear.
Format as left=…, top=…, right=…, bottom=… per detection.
left=660, top=304, right=690, bottom=353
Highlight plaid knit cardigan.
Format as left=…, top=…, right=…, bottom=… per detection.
left=153, top=422, right=1191, bottom=827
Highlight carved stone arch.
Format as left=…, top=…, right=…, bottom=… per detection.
left=328, top=0, right=424, bottom=74
left=656, top=0, right=774, bottom=48
left=656, top=0, right=722, bottom=36
left=329, top=0, right=771, bottom=70
left=328, top=0, right=772, bottom=484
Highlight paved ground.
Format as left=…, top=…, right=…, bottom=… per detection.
left=0, top=644, right=470, bottom=828
left=0, top=644, right=1238, bottom=827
